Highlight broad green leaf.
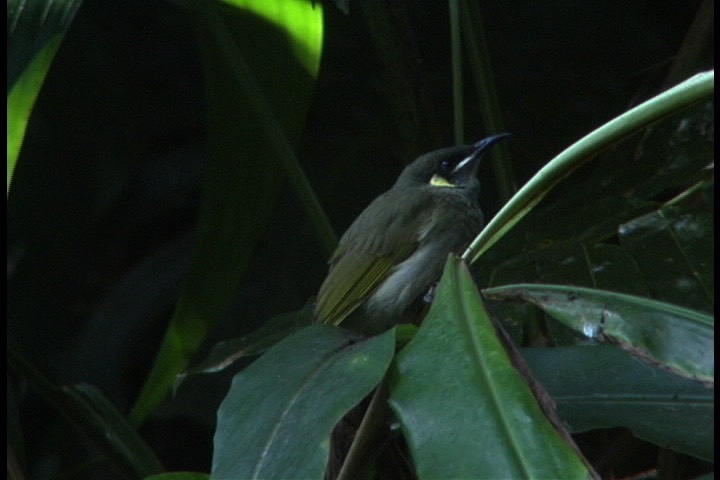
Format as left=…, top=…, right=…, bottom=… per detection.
left=523, top=345, right=714, bottom=462
left=389, top=257, right=591, bottom=479
left=8, top=349, right=164, bottom=477
left=130, top=0, right=325, bottom=425
left=619, top=201, right=714, bottom=313
left=175, top=304, right=313, bottom=390
left=484, top=284, right=714, bottom=383
left=7, top=0, right=83, bottom=193
left=464, top=70, right=714, bottom=264
left=211, top=326, right=395, bottom=480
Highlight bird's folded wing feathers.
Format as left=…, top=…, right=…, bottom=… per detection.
left=314, top=189, right=431, bottom=325
left=315, top=253, right=397, bottom=325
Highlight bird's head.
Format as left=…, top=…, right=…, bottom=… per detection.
left=395, top=133, right=511, bottom=194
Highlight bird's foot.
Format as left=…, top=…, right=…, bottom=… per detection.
left=422, top=283, right=438, bottom=304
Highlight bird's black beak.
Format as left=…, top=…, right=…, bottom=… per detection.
left=452, top=133, right=511, bottom=179
left=473, top=132, right=512, bottom=154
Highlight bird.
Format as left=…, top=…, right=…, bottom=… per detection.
left=314, top=133, right=510, bottom=334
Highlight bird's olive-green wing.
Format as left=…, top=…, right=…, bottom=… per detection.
left=315, top=244, right=420, bottom=326
left=314, top=188, right=432, bottom=325
left=314, top=252, right=398, bottom=325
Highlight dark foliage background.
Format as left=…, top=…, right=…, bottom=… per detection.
left=8, top=0, right=712, bottom=478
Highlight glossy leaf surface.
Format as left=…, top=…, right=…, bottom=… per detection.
left=390, top=257, right=590, bottom=479
left=211, top=326, right=395, bottom=480
left=523, top=345, right=714, bottom=462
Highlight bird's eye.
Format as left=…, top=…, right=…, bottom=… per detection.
left=440, top=160, right=452, bottom=175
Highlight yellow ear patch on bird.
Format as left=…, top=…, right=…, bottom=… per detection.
left=430, top=174, right=456, bottom=187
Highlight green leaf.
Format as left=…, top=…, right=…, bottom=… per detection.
left=523, top=345, right=714, bottom=462
left=175, top=304, right=313, bottom=390
left=7, top=0, right=83, bottom=193
left=473, top=100, right=712, bottom=304
left=474, top=97, right=711, bottom=283
left=130, top=0, right=325, bottom=425
left=484, top=284, right=714, bottom=383
left=464, top=70, right=714, bottom=264
left=389, top=257, right=591, bottom=479
left=211, top=325, right=395, bottom=480
left=221, top=0, right=323, bottom=76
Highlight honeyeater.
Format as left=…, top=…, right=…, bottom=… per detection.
left=314, top=133, right=510, bottom=334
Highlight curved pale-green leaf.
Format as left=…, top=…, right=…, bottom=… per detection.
left=463, top=70, right=714, bottom=264
left=484, top=284, right=714, bottom=383
left=389, top=256, right=591, bottom=479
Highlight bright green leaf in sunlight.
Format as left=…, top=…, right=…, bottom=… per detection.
left=485, top=284, right=714, bottom=383
left=222, top=0, right=324, bottom=75
left=523, top=345, right=714, bottom=462
left=211, top=326, right=395, bottom=480
left=130, top=0, right=325, bottom=425
left=7, top=0, right=83, bottom=193
left=389, top=257, right=591, bottom=479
